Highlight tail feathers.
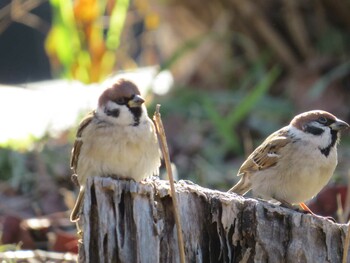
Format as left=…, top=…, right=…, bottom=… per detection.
left=70, top=187, right=85, bottom=222
left=228, top=177, right=251, bottom=196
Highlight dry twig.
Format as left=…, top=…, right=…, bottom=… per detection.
left=342, top=170, right=350, bottom=263
left=153, top=104, right=186, bottom=263
left=343, top=222, right=350, bottom=263
left=342, top=170, right=350, bottom=222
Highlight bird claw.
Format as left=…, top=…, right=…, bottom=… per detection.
left=71, top=174, right=79, bottom=186
left=297, top=202, right=336, bottom=222
left=300, top=210, right=336, bottom=222
left=323, top=216, right=336, bottom=223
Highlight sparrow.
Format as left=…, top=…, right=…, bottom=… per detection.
left=70, top=79, right=161, bottom=222
left=228, top=110, right=349, bottom=210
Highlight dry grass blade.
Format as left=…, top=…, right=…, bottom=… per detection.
left=342, top=170, right=350, bottom=222
left=343, top=170, right=350, bottom=263
left=343, top=222, right=350, bottom=263
left=153, top=104, right=186, bottom=263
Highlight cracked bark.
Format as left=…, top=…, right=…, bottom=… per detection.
left=78, top=177, right=348, bottom=263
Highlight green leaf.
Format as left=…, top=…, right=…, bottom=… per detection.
left=308, top=61, right=350, bottom=99
left=46, top=0, right=80, bottom=71
left=201, top=66, right=281, bottom=154
left=226, top=65, right=281, bottom=128
left=106, top=0, right=130, bottom=50
left=160, top=35, right=207, bottom=71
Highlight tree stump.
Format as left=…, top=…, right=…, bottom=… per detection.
left=78, top=177, right=348, bottom=263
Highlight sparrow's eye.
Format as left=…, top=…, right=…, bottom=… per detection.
left=318, top=117, right=327, bottom=124
left=115, top=97, right=127, bottom=105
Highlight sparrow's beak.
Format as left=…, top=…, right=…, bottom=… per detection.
left=128, top=95, right=145, bottom=108
left=330, top=119, right=350, bottom=131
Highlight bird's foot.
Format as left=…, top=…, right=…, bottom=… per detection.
left=71, top=174, right=79, bottom=186
left=279, top=200, right=295, bottom=210
left=76, top=220, right=84, bottom=239
left=106, top=174, right=135, bottom=181
left=140, top=177, right=160, bottom=194
left=179, top=179, right=195, bottom=185
left=141, top=176, right=158, bottom=184
left=299, top=202, right=335, bottom=222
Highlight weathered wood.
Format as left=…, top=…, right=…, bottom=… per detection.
left=78, top=177, right=348, bottom=263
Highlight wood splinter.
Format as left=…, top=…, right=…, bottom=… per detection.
left=153, top=104, right=186, bottom=263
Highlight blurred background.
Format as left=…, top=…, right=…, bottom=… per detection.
left=0, top=0, right=349, bottom=259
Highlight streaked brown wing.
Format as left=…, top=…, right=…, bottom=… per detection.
left=238, top=128, right=290, bottom=174
left=70, top=111, right=95, bottom=173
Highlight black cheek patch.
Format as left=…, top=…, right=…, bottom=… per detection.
left=303, top=125, right=324, bottom=135
left=129, top=107, right=142, bottom=126
left=320, top=147, right=331, bottom=157
left=319, top=130, right=338, bottom=157
left=105, top=108, right=120, bottom=118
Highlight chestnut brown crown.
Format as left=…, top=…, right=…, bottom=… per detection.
left=290, top=110, right=349, bottom=132
left=98, top=79, right=141, bottom=107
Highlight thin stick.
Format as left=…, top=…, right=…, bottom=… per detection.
left=337, top=193, right=344, bottom=224
left=153, top=104, right=186, bottom=263
left=342, top=170, right=350, bottom=263
left=343, top=221, right=350, bottom=263
left=343, top=170, right=350, bottom=223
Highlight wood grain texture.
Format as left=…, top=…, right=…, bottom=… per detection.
left=78, top=177, right=348, bottom=263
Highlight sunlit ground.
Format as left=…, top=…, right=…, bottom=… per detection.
left=0, top=67, right=173, bottom=146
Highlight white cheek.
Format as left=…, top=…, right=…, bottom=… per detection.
left=116, top=105, right=136, bottom=125
left=304, top=129, right=332, bottom=149
left=96, top=101, right=136, bottom=126
left=289, top=125, right=331, bottom=149
left=140, top=104, right=150, bottom=122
